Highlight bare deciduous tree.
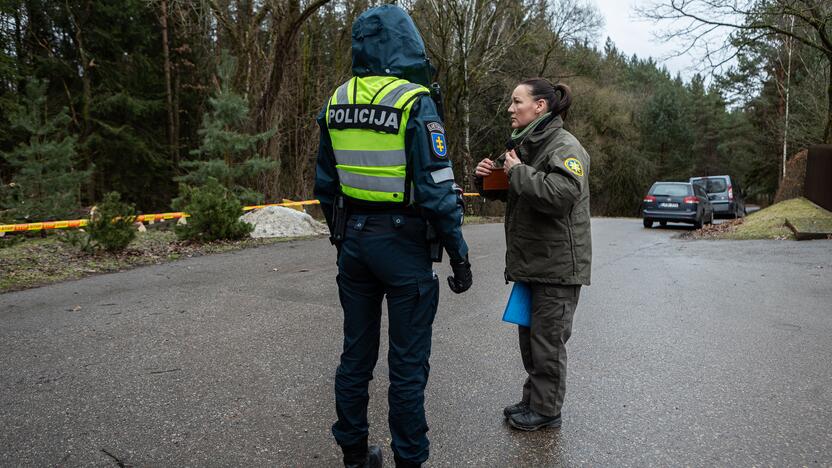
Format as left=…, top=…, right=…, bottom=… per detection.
left=410, top=0, right=601, bottom=188
left=535, top=0, right=604, bottom=76
left=638, top=0, right=832, bottom=143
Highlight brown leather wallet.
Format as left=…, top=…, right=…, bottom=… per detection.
left=483, top=167, right=509, bottom=191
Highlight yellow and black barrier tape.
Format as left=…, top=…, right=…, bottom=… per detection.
left=136, top=212, right=188, bottom=223
left=0, top=219, right=89, bottom=233
left=1, top=194, right=485, bottom=234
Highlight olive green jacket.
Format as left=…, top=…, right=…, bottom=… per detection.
left=477, top=115, right=592, bottom=285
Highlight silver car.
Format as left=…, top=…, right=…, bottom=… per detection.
left=689, top=175, right=746, bottom=219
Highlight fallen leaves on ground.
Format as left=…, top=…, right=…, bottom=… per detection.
left=680, top=219, right=744, bottom=240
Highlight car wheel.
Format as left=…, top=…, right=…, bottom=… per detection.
left=643, top=219, right=653, bottom=228
left=693, top=217, right=703, bottom=229
left=709, top=211, right=714, bottom=224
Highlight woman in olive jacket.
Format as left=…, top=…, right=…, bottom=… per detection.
left=474, top=78, right=592, bottom=431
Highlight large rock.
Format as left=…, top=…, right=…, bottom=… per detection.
left=240, top=206, right=329, bottom=238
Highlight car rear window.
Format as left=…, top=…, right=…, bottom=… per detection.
left=692, top=178, right=728, bottom=193
left=650, top=184, right=692, bottom=196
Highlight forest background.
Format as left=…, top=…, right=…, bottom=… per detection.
left=1, top=0, right=830, bottom=223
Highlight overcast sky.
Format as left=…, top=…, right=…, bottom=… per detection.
left=592, top=0, right=701, bottom=81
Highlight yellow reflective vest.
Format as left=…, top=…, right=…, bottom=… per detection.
left=326, top=76, right=430, bottom=203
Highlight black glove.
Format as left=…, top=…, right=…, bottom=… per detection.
left=447, top=256, right=472, bottom=294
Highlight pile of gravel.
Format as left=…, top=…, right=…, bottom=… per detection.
left=239, top=206, right=329, bottom=238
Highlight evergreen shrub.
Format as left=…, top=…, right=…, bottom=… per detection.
left=173, top=178, right=252, bottom=242
left=60, top=192, right=137, bottom=253
left=88, top=192, right=137, bottom=252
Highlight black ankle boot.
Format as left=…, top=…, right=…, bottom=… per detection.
left=508, top=408, right=562, bottom=431
left=503, top=401, right=529, bottom=418
left=393, top=454, right=421, bottom=468
left=344, top=444, right=383, bottom=468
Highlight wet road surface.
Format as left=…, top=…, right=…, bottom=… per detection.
left=1, top=219, right=830, bottom=466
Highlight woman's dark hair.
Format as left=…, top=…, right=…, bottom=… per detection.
left=520, top=78, right=572, bottom=119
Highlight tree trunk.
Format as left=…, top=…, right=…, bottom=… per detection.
left=457, top=10, right=472, bottom=192
left=781, top=16, right=794, bottom=179
left=255, top=0, right=331, bottom=133
left=255, top=0, right=300, bottom=133
left=825, top=57, right=832, bottom=144
left=461, top=65, right=472, bottom=192
left=173, top=56, right=181, bottom=172
left=160, top=0, right=177, bottom=167
left=13, top=1, right=24, bottom=93
left=67, top=2, right=95, bottom=201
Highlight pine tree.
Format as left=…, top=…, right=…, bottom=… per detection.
left=1, top=79, right=90, bottom=222
left=175, top=50, right=276, bottom=206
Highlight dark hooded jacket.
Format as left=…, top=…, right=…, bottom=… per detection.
left=350, top=5, right=434, bottom=87
left=314, top=5, right=468, bottom=261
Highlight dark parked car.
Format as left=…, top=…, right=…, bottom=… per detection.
left=642, top=182, right=713, bottom=229
left=689, top=175, right=746, bottom=219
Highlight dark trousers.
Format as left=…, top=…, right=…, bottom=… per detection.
left=332, top=213, right=439, bottom=465
left=519, top=283, right=581, bottom=417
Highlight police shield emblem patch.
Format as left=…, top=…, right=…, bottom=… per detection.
left=564, top=157, right=584, bottom=177
left=431, top=132, right=447, bottom=158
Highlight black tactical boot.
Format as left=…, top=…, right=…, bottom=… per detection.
left=393, top=454, right=421, bottom=468
left=503, top=401, right=529, bottom=418
left=508, top=408, right=562, bottom=431
left=343, top=444, right=383, bottom=468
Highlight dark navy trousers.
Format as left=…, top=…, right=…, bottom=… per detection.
left=332, top=213, right=439, bottom=464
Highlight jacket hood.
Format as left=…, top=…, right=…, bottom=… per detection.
left=351, top=5, right=434, bottom=87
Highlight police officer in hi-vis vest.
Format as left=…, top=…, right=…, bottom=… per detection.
left=314, top=5, right=472, bottom=468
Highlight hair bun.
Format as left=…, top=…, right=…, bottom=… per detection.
left=520, top=78, right=572, bottom=119
left=552, top=83, right=572, bottom=118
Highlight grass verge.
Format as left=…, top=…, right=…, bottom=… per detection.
left=0, top=229, right=314, bottom=293
left=686, top=197, right=832, bottom=240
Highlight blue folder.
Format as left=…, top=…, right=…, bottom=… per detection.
left=501, top=282, right=532, bottom=327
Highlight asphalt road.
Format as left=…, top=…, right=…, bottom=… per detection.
left=1, top=219, right=830, bottom=467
